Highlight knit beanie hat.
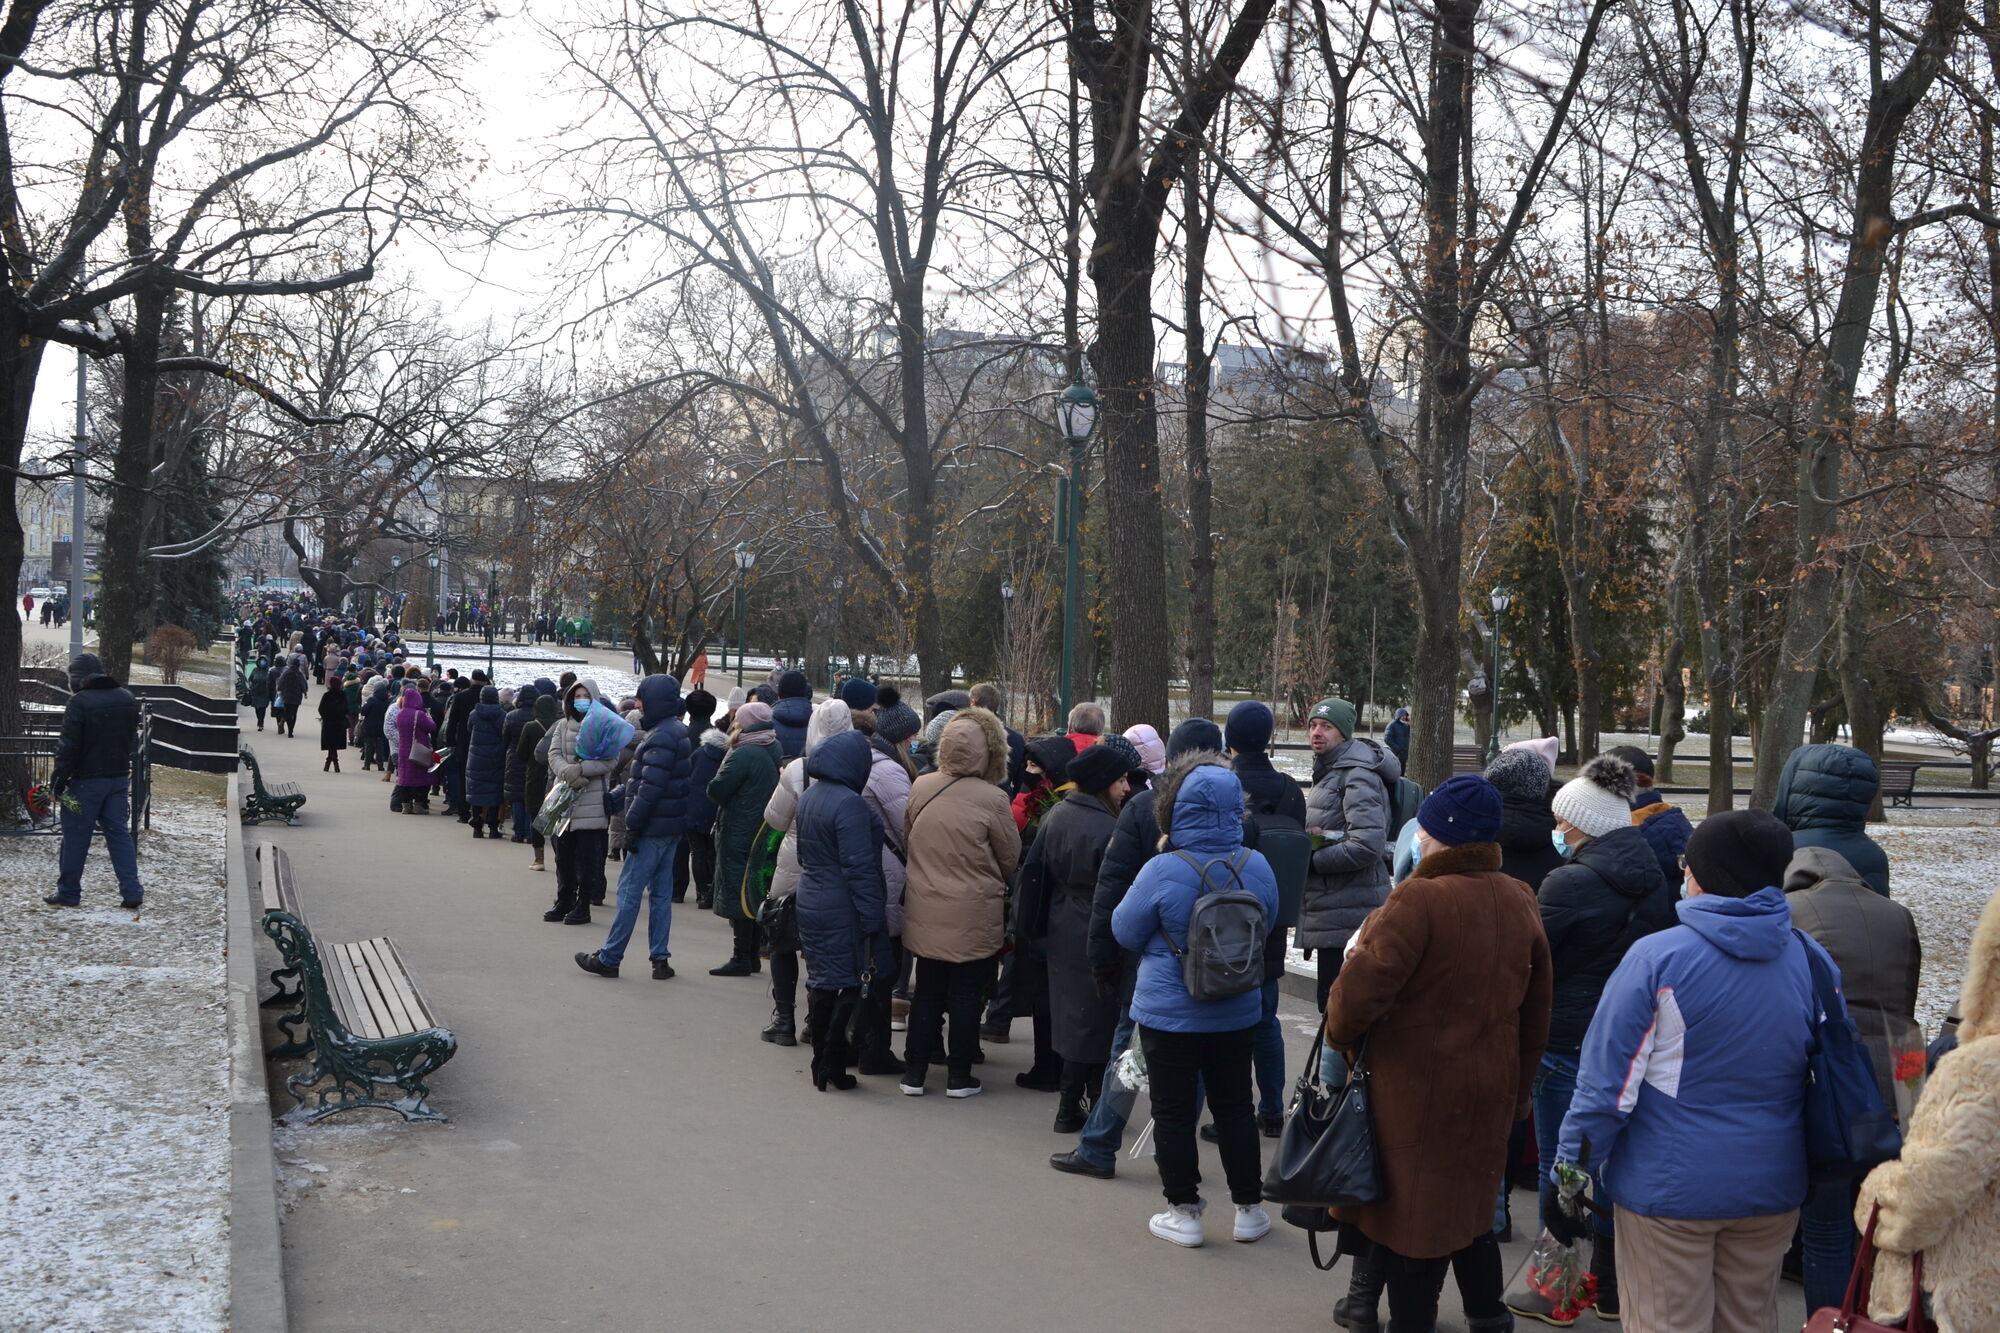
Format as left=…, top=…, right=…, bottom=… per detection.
left=1122, top=723, right=1167, bottom=775
left=1607, top=745, right=1655, bottom=779
left=1682, top=809, right=1793, bottom=899
left=1224, top=700, right=1276, bottom=755
left=1067, top=741, right=1130, bottom=795
left=1308, top=697, right=1358, bottom=739
left=922, top=708, right=959, bottom=753
left=1551, top=755, right=1638, bottom=839
left=1417, top=774, right=1505, bottom=846
left=1484, top=748, right=1552, bottom=804
left=1026, top=735, right=1075, bottom=784
left=776, top=670, right=811, bottom=701
left=1168, top=718, right=1224, bottom=759
left=876, top=698, right=923, bottom=745
left=1502, top=736, right=1560, bottom=777
left=838, top=677, right=878, bottom=711
left=1096, top=733, right=1146, bottom=781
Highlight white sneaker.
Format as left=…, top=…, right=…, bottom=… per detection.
left=899, top=1081, right=926, bottom=1097
left=1148, top=1200, right=1206, bottom=1248
left=889, top=1018, right=908, bottom=1032
left=1233, top=1203, right=1272, bottom=1243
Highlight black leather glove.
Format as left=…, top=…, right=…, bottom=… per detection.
left=1541, top=1179, right=1585, bottom=1248
left=1091, top=962, right=1122, bottom=1002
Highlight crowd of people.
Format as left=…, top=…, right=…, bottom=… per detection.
left=217, top=593, right=1996, bottom=1332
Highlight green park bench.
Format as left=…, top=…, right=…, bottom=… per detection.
left=239, top=746, right=306, bottom=825
left=256, top=843, right=457, bottom=1123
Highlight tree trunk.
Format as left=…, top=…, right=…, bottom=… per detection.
left=1658, top=620, right=1688, bottom=783
left=1752, top=0, right=1968, bottom=808
left=1182, top=163, right=1217, bottom=725
left=1835, top=565, right=1886, bottom=821
left=96, top=283, right=171, bottom=682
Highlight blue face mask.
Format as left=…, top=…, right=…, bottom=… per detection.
left=1679, top=877, right=1693, bottom=900
left=1551, top=828, right=1572, bottom=859
left=573, top=698, right=591, bottom=716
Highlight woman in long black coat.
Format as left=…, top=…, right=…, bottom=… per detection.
left=276, top=661, right=308, bottom=737
left=357, top=679, right=390, bottom=770
left=316, top=680, right=349, bottom=772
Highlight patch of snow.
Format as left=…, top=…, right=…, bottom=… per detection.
left=1868, top=823, right=1999, bottom=1035
left=0, top=795, right=230, bottom=1332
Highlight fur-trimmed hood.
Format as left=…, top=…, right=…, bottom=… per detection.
left=1959, top=887, right=2000, bottom=1044
left=936, top=705, right=1009, bottom=784
left=1409, top=840, right=1505, bottom=881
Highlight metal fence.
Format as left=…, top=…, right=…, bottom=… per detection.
left=0, top=704, right=153, bottom=838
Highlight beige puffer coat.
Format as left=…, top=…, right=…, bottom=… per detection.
left=545, top=678, right=617, bottom=832
left=1857, top=888, right=2000, bottom=1332
left=901, top=708, right=1017, bottom=963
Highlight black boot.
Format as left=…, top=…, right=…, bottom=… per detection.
left=1334, top=1247, right=1386, bottom=1332
left=1465, top=1316, right=1514, bottom=1332
left=760, top=1007, right=797, bottom=1046
left=1053, top=1085, right=1087, bottom=1135
left=709, top=920, right=758, bottom=976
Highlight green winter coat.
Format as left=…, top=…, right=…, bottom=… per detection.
left=707, top=734, right=781, bottom=922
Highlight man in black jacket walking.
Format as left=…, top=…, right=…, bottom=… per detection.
left=46, top=653, right=144, bottom=909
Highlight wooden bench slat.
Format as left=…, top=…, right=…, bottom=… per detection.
left=356, top=938, right=421, bottom=1036
left=338, top=942, right=398, bottom=1039
left=362, top=938, right=431, bottom=1033
left=258, top=843, right=282, bottom=914
left=378, top=937, right=438, bottom=1029
left=325, top=946, right=381, bottom=1040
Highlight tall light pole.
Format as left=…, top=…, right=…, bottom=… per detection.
left=69, top=348, right=87, bottom=660
left=733, top=542, right=755, bottom=687
left=388, top=556, right=402, bottom=630
left=1000, top=575, right=1014, bottom=715
left=485, top=568, right=498, bottom=680
left=1487, top=586, right=1511, bottom=764
left=425, top=553, right=440, bottom=671
left=829, top=574, right=844, bottom=690
left=1054, top=380, right=1098, bottom=723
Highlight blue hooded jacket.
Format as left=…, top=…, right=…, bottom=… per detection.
left=1112, top=765, right=1280, bottom=1033
left=615, top=675, right=693, bottom=840
left=1772, top=744, right=1891, bottom=896
left=1558, top=885, right=1827, bottom=1220
left=463, top=687, right=509, bottom=806
left=792, top=731, right=888, bottom=990
left=771, top=686, right=814, bottom=759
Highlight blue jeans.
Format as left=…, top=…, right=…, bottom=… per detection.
left=1252, top=980, right=1285, bottom=1120
left=598, top=834, right=678, bottom=968
left=510, top=799, right=530, bottom=840
left=1534, top=1050, right=1611, bottom=1237
left=57, top=776, right=141, bottom=903
left=1801, top=1175, right=1856, bottom=1314
left=1075, top=1008, right=1137, bottom=1169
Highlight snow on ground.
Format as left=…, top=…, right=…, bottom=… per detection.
left=1872, top=822, right=1998, bottom=1034
left=431, top=651, right=639, bottom=705
left=0, top=791, right=230, bottom=1333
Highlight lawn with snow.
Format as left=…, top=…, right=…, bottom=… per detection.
left=0, top=788, right=230, bottom=1332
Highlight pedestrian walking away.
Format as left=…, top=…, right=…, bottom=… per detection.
left=45, top=653, right=145, bottom=910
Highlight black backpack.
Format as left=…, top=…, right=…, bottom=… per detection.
left=1158, top=851, right=1269, bottom=1002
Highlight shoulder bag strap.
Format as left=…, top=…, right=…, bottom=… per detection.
left=904, top=775, right=968, bottom=846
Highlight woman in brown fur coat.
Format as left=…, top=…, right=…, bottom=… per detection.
left=1856, top=888, right=2000, bottom=1332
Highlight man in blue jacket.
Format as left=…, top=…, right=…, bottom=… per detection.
left=576, top=675, right=692, bottom=980
left=1554, top=809, right=1823, bottom=1332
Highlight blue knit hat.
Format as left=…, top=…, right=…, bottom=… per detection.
left=838, top=677, right=878, bottom=711
left=1417, top=774, right=1504, bottom=846
left=1224, top=700, right=1275, bottom=755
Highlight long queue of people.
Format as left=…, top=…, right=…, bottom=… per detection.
left=239, top=598, right=1997, bottom=1333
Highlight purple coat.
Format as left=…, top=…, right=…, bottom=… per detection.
left=395, top=687, right=438, bottom=788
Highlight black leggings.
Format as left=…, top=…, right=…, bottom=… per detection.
left=1376, top=1232, right=1505, bottom=1328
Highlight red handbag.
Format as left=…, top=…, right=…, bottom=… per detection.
left=1803, top=1205, right=1928, bottom=1333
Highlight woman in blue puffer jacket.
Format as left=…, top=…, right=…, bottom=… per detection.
left=792, top=729, right=888, bottom=1091
left=1113, top=759, right=1280, bottom=1250
left=464, top=686, right=509, bottom=839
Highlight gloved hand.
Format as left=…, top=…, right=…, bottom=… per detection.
left=1092, top=962, right=1122, bottom=1001
left=1541, top=1175, right=1585, bottom=1248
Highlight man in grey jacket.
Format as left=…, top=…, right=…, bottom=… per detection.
left=1296, top=696, right=1399, bottom=1008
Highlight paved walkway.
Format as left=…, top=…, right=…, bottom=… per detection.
left=240, top=708, right=1804, bottom=1332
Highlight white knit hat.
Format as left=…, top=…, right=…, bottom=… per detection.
left=1550, top=755, right=1638, bottom=839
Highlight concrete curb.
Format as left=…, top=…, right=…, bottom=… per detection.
left=224, top=770, right=288, bottom=1333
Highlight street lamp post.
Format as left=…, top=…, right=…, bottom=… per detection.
left=388, top=557, right=403, bottom=633
left=425, top=553, right=440, bottom=671
left=486, top=568, right=498, bottom=680
left=999, top=575, right=1014, bottom=714
left=733, top=542, right=755, bottom=687
left=1487, top=586, right=1511, bottom=764
left=829, top=574, right=844, bottom=691
left=1053, top=380, right=1099, bottom=723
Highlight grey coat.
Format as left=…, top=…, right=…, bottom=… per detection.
left=544, top=680, right=616, bottom=832
left=1785, top=846, right=1923, bottom=1111
left=1297, top=736, right=1400, bottom=951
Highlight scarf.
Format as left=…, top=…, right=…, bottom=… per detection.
left=576, top=699, right=636, bottom=762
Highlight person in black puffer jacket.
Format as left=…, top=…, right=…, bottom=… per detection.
left=48, top=653, right=144, bottom=909
left=1528, top=755, right=1674, bottom=1321
left=771, top=669, right=814, bottom=760
left=1224, top=701, right=1305, bottom=1136
left=792, top=730, right=888, bottom=1090
left=577, top=674, right=693, bottom=980
left=1772, top=743, right=1891, bottom=897
left=502, top=685, right=538, bottom=841
left=1485, top=746, right=1563, bottom=892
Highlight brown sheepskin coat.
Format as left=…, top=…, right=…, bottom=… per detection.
left=1323, top=840, right=1553, bottom=1259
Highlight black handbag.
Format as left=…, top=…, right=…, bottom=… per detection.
left=757, top=890, right=799, bottom=956
left=1263, top=1031, right=1382, bottom=1212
